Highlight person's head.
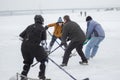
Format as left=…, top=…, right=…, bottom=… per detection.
left=34, top=15, right=44, bottom=24
left=57, top=17, right=63, bottom=26
left=86, top=16, right=92, bottom=22
left=63, top=15, right=71, bottom=23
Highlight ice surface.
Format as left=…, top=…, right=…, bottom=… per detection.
left=0, top=11, right=120, bottom=80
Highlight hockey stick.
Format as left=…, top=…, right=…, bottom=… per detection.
left=48, top=30, right=77, bottom=57
left=48, top=57, right=77, bottom=80
left=31, top=45, right=61, bottom=67
left=47, top=30, right=65, bottom=50
left=48, top=57, right=89, bottom=80
left=48, top=45, right=60, bottom=55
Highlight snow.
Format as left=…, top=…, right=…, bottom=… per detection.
left=0, top=10, right=120, bottom=80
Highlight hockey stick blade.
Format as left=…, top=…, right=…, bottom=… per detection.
left=83, top=78, right=89, bottom=80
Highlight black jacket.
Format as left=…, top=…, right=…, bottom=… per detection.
left=19, top=23, right=47, bottom=61
left=62, top=21, right=86, bottom=44
left=20, top=23, right=46, bottom=45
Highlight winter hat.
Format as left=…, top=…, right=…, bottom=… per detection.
left=57, top=17, right=63, bottom=23
left=34, top=15, right=44, bottom=24
left=86, top=16, right=92, bottom=21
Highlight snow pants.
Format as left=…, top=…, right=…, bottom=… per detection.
left=21, top=42, right=48, bottom=79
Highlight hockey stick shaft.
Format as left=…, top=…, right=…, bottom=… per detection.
left=48, top=45, right=60, bottom=55
left=31, top=45, right=61, bottom=67
left=48, top=57, right=77, bottom=80
left=47, top=30, right=65, bottom=50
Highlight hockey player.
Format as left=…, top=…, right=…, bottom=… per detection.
left=84, top=16, right=105, bottom=60
left=45, top=17, right=67, bottom=53
left=60, top=15, right=88, bottom=66
left=19, top=15, right=48, bottom=80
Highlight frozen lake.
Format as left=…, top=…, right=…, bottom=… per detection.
left=0, top=10, right=120, bottom=80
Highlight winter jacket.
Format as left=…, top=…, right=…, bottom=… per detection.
left=20, top=23, right=46, bottom=45
left=62, top=20, right=86, bottom=44
left=86, top=20, right=105, bottom=39
left=19, top=23, right=47, bottom=61
left=47, top=23, right=62, bottom=38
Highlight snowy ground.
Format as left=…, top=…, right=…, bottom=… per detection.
left=0, top=10, right=120, bottom=80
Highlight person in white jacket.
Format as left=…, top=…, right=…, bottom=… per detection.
left=84, top=16, right=105, bottom=60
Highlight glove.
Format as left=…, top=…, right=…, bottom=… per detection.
left=83, top=38, right=90, bottom=45
left=40, top=40, right=45, bottom=46
left=45, top=26, right=48, bottom=30
left=40, top=40, right=47, bottom=47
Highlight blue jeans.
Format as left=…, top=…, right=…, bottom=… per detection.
left=85, top=37, right=104, bottom=59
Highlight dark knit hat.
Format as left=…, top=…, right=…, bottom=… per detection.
left=86, top=16, right=92, bottom=21
left=57, top=17, right=63, bottom=23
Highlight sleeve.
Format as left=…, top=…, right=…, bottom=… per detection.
left=41, top=29, right=47, bottom=40
left=47, top=23, right=56, bottom=28
left=86, top=22, right=94, bottom=39
left=61, top=25, right=68, bottom=43
left=19, top=28, right=27, bottom=39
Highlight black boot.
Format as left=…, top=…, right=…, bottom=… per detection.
left=60, top=63, right=67, bottom=67
left=21, top=76, right=28, bottom=80
left=38, top=75, right=46, bottom=80
left=79, top=60, right=88, bottom=65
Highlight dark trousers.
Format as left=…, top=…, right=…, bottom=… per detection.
left=21, top=43, right=47, bottom=79
left=21, top=59, right=46, bottom=79
left=62, top=41, right=87, bottom=65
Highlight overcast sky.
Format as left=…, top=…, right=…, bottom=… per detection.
left=0, top=0, right=120, bottom=11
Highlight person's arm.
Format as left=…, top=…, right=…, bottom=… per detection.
left=41, top=29, right=47, bottom=41
left=60, top=24, right=68, bottom=46
left=19, top=27, right=28, bottom=41
left=45, top=23, right=56, bottom=30
left=86, top=22, right=94, bottom=39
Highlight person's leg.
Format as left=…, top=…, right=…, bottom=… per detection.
left=91, top=37, right=104, bottom=58
left=35, top=46, right=48, bottom=80
left=85, top=37, right=97, bottom=59
left=21, top=56, right=33, bottom=80
left=21, top=46, right=33, bottom=78
left=38, top=58, right=47, bottom=80
left=21, top=61, right=32, bottom=76
left=48, top=35, right=57, bottom=52
left=76, top=42, right=88, bottom=63
left=61, top=42, right=76, bottom=66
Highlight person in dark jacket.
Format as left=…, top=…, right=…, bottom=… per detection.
left=84, top=16, right=105, bottom=60
left=60, top=15, right=88, bottom=67
left=19, top=15, right=48, bottom=80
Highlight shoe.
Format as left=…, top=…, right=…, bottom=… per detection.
left=79, top=61, right=88, bottom=65
left=91, top=55, right=94, bottom=59
left=39, top=78, right=51, bottom=80
left=38, top=75, right=46, bottom=80
left=38, top=77, right=46, bottom=80
left=60, top=63, right=67, bottom=67
left=83, top=78, right=89, bottom=80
